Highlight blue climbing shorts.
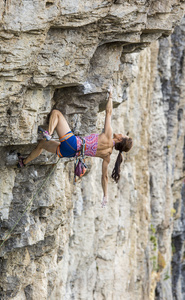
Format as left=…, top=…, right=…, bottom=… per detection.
left=56, top=131, right=77, bottom=158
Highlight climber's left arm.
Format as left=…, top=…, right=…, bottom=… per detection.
left=101, top=157, right=110, bottom=207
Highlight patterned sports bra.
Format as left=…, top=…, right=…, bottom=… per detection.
left=76, top=134, right=99, bottom=157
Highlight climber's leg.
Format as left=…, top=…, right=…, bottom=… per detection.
left=48, top=109, right=71, bottom=138
left=18, top=110, right=71, bottom=167
left=23, top=139, right=60, bottom=165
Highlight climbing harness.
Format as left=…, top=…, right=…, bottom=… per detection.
left=57, top=132, right=77, bottom=158
left=74, top=137, right=87, bottom=184
left=0, top=158, right=60, bottom=249
left=59, top=134, right=87, bottom=183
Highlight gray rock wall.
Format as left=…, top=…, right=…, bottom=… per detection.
left=1, top=1, right=185, bottom=299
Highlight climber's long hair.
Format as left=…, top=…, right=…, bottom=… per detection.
left=111, top=136, right=133, bottom=183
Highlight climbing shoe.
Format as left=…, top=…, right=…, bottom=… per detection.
left=38, top=126, right=52, bottom=141
left=17, top=153, right=25, bottom=168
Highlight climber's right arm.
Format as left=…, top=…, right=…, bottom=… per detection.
left=104, top=87, right=113, bottom=138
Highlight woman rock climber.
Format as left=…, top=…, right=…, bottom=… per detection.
left=18, top=87, right=133, bottom=206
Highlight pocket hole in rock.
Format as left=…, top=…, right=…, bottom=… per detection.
left=46, top=1, right=54, bottom=7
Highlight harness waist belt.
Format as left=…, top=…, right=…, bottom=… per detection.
left=59, top=132, right=74, bottom=142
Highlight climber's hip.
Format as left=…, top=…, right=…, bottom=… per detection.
left=56, top=131, right=77, bottom=158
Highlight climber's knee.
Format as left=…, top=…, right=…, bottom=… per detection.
left=51, top=109, right=61, bottom=117
left=51, top=109, right=58, bottom=115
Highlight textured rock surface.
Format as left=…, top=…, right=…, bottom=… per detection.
left=1, top=1, right=185, bottom=299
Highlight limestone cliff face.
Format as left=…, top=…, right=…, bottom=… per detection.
left=1, top=1, right=185, bottom=299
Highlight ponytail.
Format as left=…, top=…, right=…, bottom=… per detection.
left=111, top=151, right=123, bottom=183
left=112, top=136, right=133, bottom=183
